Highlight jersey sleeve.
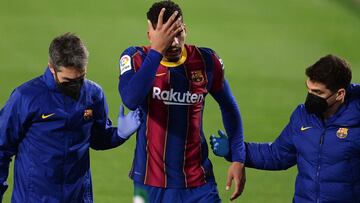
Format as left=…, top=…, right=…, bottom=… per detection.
left=118, top=47, right=139, bottom=77
left=200, top=48, right=246, bottom=163
left=203, top=48, right=245, bottom=162
left=211, top=81, right=245, bottom=163
left=118, top=47, right=163, bottom=110
left=209, top=51, right=225, bottom=94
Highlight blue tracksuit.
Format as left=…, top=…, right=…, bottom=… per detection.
left=0, top=68, right=126, bottom=203
left=245, top=84, right=360, bottom=203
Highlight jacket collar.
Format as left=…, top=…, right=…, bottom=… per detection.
left=328, top=84, right=360, bottom=126
left=42, top=66, right=89, bottom=101
left=42, top=67, right=60, bottom=92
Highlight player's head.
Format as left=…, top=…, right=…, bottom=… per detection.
left=48, top=33, right=88, bottom=99
left=304, top=54, right=352, bottom=114
left=147, top=1, right=182, bottom=28
left=147, top=1, right=186, bottom=62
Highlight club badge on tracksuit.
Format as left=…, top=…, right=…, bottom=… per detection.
left=336, top=127, right=348, bottom=139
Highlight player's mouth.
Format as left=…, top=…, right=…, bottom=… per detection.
left=167, top=47, right=182, bottom=55
left=165, top=47, right=182, bottom=61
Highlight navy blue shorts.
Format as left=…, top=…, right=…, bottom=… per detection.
left=133, top=181, right=221, bottom=203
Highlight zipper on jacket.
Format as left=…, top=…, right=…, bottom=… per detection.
left=316, top=125, right=326, bottom=203
left=62, top=96, right=72, bottom=203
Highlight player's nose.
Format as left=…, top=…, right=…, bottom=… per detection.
left=172, top=37, right=179, bottom=46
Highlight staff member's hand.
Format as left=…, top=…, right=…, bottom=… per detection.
left=117, top=105, right=141, bottom=139
left=210, top=130, right=230, bottom=157
left=226, top=162, right=246, bottom=201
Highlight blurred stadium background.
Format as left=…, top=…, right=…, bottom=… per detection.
left=1, top=0, right=360, bottom=202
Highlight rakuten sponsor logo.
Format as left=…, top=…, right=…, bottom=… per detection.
left=153, top=87, right=204, bottom=105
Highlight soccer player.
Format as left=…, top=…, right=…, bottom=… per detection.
left=0, top=33, right=140, bottom=202
left=118, top=1, right=246, bottom=202
left=210, top=55, right=360, bottom=202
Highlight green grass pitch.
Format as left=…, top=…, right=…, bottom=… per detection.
left=0, top=0, right=360, bottom=202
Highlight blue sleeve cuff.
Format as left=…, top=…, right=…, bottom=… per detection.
left=230, top=142, right=246, bottom=163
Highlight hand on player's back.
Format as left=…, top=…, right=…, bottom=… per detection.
left=117, top=105, right=141, bottom=139
left=210, top=130, right=230, bottom=157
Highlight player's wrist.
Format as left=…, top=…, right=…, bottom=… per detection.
left=150, top=46, right=164, bottom=55
left=231, top=161, right=244, bottom=167
left=148, top=48, right=164, bottom=60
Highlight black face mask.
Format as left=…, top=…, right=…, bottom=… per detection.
left=304, top=92, right=335, bottom=115
left=54, top=71, right=84, bottom=100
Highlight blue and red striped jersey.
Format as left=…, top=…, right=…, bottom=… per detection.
left=118, top=44, right=245, bottom=188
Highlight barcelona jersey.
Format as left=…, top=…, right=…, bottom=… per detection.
left=119, top=44, right=243, bottom=188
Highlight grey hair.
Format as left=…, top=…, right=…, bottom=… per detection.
left=49, top=33, right=89, bottom=70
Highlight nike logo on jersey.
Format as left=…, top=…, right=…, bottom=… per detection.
left=300, top=126, right=312, bottom=131
left=41, top=113, right=55, bottom=119
left=155, top=73, right=166, bottom=77
left=153, top=87, right=204, bottom=105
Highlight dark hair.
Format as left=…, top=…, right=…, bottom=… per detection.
left=306, top=54, right=352, bottom=91
left=147, top=1, right=182, bottom=28
left=49, top=33, right=89, bottom=70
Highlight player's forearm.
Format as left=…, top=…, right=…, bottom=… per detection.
left=221, top=102, right=245, bottom=163
left=212, top=81, right=245, bottom=163
left=119, top=49, right=162, bottom=110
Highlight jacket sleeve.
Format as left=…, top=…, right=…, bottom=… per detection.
left=90, top=90, right=126, bottom=150
left=118, top=48, right=163, bottom=110
left=244, top=110, right=298, bottom=170
left=0, top=90, right=29, bottom=197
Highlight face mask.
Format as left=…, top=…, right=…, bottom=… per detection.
left=57, top=79, right=84, bottom=100
left=304, top=92, right=335, bottom=114
left=54, top=71, right=84, bottom=100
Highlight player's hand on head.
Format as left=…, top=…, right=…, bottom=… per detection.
left=117, top=105, right=141, bottom=139
left=148, top=8, right=183, bottom=54
left=226, top=162, right=246, bottom=201
left=209, top=130, right=230, bottom=157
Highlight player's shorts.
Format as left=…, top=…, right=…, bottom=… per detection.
left=133, top=181, right=221, bottom=203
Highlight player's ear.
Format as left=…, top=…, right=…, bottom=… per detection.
left=48, top=63, right=56, bottom=74
left=147, top=31, right=152, bottom=43
left=336, top=88, right=346, bottom=101
left=183, top=24, right=188, bottom=36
